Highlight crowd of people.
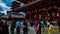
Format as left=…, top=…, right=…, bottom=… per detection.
left=0, top=18, right=60, bottom=34
left=0, top=18, right=41, bottom=34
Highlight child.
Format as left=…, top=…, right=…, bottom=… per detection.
left=48, top=22, right=54, bottom=34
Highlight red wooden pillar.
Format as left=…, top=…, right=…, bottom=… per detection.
left=26, top=11, right=32, bottom=21
left=45, top=10, right=48, bottom=20
left=28, top=11, right=32, bottom=21
left=58, top=7, right=60, bottom=20
left=35, top=13, right=38, bottom=20
left=30, top=13, right=32, bottom=21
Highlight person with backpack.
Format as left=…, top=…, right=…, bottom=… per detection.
left=16, top=20, right=21, bottom=34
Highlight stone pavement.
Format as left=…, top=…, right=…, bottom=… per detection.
left=8, top=26, right=36, bottom=34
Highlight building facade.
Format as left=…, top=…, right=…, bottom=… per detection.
left=10, top=0, right=60, bottom=22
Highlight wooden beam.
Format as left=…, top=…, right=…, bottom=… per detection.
left=11, top=0, right=57, bottom=12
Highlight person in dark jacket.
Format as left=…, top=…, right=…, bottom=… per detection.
left=38, top=21, right=41, bottom=34
left=10, top=20, right=15, bottom=34
left=16, top=20, right=21, bottom=34
left=0, top=19, right=3, bottom=34
left=23, top=20, right=28, bottom=34
left=1, top=18, right=9, bottom=34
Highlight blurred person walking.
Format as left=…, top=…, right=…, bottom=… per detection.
left=16, top=20, right=21, bottom=34
left=48, top=22, right=54, bottom=34
left=30, top=21, right=33, bottom=27
left=23, top=20, right=29, bottom=34
left=47, top=21, right=50, bottom=29
left=0, top=19, right=3, bottom=34
left=41, top=20, right=45, bottom=32
left=34, top=20, right=38, bottom=29
left=38, top=21, right=41, bottom=34
left=10, top=20, right=15, bottom=34
left=35, top=26, right=38, bottom=34
left=1, top=18, right=9, bottom=34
